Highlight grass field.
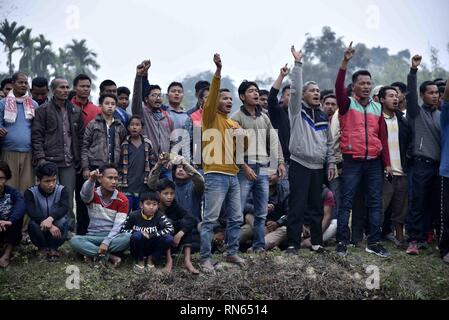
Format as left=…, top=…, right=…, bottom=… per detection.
left=1, top=241, right=448, bottom=300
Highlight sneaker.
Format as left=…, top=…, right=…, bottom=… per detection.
left=406, top=241, right=419, bottom=255
left=133, top=264, right=145, bottom=275
left=366, top=244, right=391, bottom=258
left=310, top=245, right=326, bottom=254
left=336, top=243, right=347, bottom=257
left=224, top=255, right=246, bottom=267
left=145, top=262, right=155, bottom=273
left=285, top=246, right=298, bottom=255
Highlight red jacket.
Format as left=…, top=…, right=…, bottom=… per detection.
left=71, top=96, right=100, bottom=128
left=335, top=68, right=390, bottom=167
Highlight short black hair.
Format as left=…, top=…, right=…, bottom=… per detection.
left=140, top=191, right=160, bottom=203
left=378, top=86, right=398, bottom=100
left=238, top=81, right=259, bottom=98
left=157, top=178, right=176, bottom=192
left=390, top=81, right=407, bottom=94
left=144, top=84, right=162, bottom=98
left=68, top=90, right=77, bottom=101
left=352, top=70, right=372, bottom=84
left=419, top=81, right=437, bottom=95
left=99, top=164, right=118, bottom=175
left=117, top=86, right=130, bottom=97
left=167, top=82, right=183, bottom=93
left=282, top=85, right=291, bottom=95
left=31, top=77, right=49, bottom=89
left=73, top=74, right=92, bottom=87
left=195, top=80, right=210, bottom=95
left=128, top=115, right=144, bottom=127
left=322, top=93, right=337, bottom=104
left=99, top=80, right=117, bottom=93
left=0, top=78, right=13, bottom=90
left=0, top=160, right=12, bottom=180
left=320, top=89, right=334, bottom=100
left=36, top=162, right=58, bottom=180
left=198, top=86, right=210, bottom=101
left=99, top=93, right=118, bottom=105
left=220, top=88, right=230, bottom=93
left=259, top=89, right=269, bottom=97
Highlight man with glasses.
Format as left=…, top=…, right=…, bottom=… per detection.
left=131, top=60, right=174, bottom=174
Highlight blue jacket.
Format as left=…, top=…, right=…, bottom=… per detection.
left=0, top=186, right=26, bottom=224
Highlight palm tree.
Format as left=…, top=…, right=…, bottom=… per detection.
left=52, top=47, right=73, bottom=80
left=18, top=28, right=37, bottom=76
left=0, top=19, right=25, bottom=75
left=66, top=39, right=100, bottom=81
left=33, top=34, right=56, bottom=78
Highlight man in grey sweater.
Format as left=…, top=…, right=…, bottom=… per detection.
left=232, top=80, right=285, bottom=253
left=286, top=46, right=336, bottom=254
left=406, top=55, right=441, bottom=255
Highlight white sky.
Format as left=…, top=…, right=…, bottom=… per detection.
left=1, top=0, right=448, bottom=94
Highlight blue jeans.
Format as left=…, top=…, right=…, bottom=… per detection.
left=238, top=164, right=269, bottom=250
left=200, top=173, right=242, bottom=260
left=28, top=217, right=68, bottom=250
left=125, top=193, right=141, bottom=213
left=129, top=231, right=173, bottom=262
left=69, top=232, right=131, bottom=258
left=337, top=158, right=383, bottom=245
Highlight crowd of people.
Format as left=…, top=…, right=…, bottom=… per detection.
left=0, top=42, right=448, bottom=275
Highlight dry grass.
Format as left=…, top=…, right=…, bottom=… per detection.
left=1, top=242, right=448, bottom=300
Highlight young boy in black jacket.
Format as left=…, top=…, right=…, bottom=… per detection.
left=122, top=191, right=174, bottom=274
left=157, top=179, right=199, bottom=274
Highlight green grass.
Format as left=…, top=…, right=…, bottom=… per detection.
left=1, top=241, right=448, bottom=300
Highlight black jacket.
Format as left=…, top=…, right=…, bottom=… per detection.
left=32, top=99, right=84, bottom=168
left=268, top=87, right=291, bottom=161
left=163, top=200, right=197, bottom=235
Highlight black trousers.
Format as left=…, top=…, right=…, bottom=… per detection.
left=75, top=172, right=89, bottom=235
left=287, top=161, right=324, bottom=248
left=407, top=159, right=440, bottom=242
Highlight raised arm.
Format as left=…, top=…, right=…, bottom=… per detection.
left=406, top=55, right=422, bottom=119
left=202, top=53, right=222, bottom=127
left=131, top=60, right=151, bottom=116
left=335, top=41, right=354, bottom=115
left=288, top=45, right=304, bottom=119
left=268, top=65, right=289, bottom=122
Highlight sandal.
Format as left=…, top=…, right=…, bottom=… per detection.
left=48, top=250, right=61, bottom=262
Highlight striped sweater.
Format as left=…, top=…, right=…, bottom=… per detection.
left=81, top=180, right=129, bottom=246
